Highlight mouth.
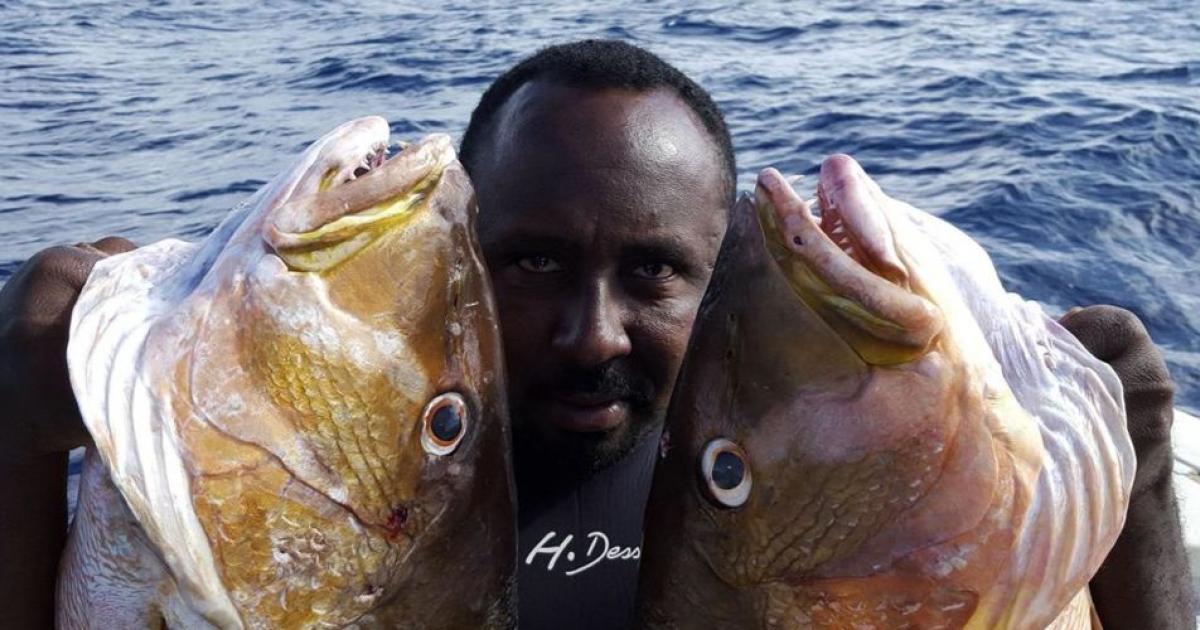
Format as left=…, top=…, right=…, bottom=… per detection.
left=321, top=140, right=402, bottom=191
left=755, top=157, right=943, bottom=365
left=546, top=393, right=629, bottom=432
left=812, top=157, right=908, bottom=286
left=265, top=127, right=455, bottom=272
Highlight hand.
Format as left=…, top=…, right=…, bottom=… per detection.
left=1059, top=304, right=1175, bottom=495
left=0, top=237, right=136, bottom=463
left=1059, top=304, right=1194, bottom=628
left=0, top=237, right=136, bottom=628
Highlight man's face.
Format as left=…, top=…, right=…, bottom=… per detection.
left=471, top=81, right=729, bottom=475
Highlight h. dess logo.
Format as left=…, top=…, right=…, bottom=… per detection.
left=524, top=531, right=641, bottom=577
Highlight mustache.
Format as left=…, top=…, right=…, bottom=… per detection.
left=550, top=361, right=656, bottom=408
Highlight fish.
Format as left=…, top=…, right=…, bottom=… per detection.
left=637, top=154, right=1135, bottom=629
left=59, top=117, right=516, bottom=629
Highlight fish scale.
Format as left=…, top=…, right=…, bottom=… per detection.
left=192, top=460, right=398, bottom=627
left=725, top=432, right=945, bottom=587
left=250, top=301, right=414, bottom=528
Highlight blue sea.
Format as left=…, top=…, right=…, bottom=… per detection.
left=1, top=0, right=1197, bottom=409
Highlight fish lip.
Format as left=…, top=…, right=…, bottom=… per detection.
left=263, top=115, right=392, bottom=221
left=814, top=155, right=909, bottom=285
left=268, top=132, right=453, bottom=237
left=305, top=115, right=393, bottom=196
left=755, top=162, right=943, bottom=361
left=261, top=130, right=457, bottom=270
left=755, top=164, right=903, bottom=287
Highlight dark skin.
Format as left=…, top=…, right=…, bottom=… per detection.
left=0, top=236, right=135, bottom=629
left=470, top=82, right=728, bottom=481
left=0, top=86, right=1191, bottom=628
left=1061, top=305, right=1195, bottom=628
left=471, top=83, right=729, bottom=628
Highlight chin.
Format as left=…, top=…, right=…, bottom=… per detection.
left=515, top=410, right=661, bottom=478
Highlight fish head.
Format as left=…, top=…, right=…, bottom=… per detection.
left=72, top=117, right=514, bottom=626
left=638, top=155, right=1129, bottom=627
left=755, top=154, right=945, bottom=366
left=210, top=122, right=513, bottom=625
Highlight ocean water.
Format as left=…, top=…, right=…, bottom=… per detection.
left=1, top=0, right=1197, bottom=410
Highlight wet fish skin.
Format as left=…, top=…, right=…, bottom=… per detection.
left=59, top=117, right=515, bottom=629
left=638, top=155, right=1134, bottom=628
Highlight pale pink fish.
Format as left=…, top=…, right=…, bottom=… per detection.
left=638, top=155, right=1133, bottom=629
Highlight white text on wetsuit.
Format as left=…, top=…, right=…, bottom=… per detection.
left=524, top=531, right=641, bottom=577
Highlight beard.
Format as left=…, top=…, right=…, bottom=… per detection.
left=511, top=359, right=662, bottom=482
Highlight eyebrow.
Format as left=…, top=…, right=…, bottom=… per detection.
left=486, top=229, right=704, bottom=272
left=622, top=239, right=696, bottom=265
left=486, top=233, right=574, bottom=254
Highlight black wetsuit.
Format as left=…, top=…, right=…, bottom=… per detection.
left=515, top=431, right=660, bottom=630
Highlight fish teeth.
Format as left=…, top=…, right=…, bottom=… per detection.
left=823, top=214, right=861, bottom=261
left=386, top=140, right=408, bottom=160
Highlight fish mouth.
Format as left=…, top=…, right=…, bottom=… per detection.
left=755, top=155, right=943, bottom=365
left=264, top=118, right=457, bottom=272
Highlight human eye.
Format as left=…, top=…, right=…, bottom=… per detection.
left=629, top=261, right=676, bottom=280
left=515, top=255, right=564, bottom=274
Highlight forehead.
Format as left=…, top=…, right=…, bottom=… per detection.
left=489, top=81, right=719, bottom=171
left=474, top=81, right=727, bottom=246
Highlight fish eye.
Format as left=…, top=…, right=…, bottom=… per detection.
left=699, top=438, right=752, bottom=509
left=421, top=392, right=468, bottom=456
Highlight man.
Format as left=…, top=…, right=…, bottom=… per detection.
left=0, top=39, right=1191, bottom=629
left=457, top=41, right=732, bottom=629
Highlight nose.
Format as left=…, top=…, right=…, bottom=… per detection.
left=551, top=279, right=632, bottom=366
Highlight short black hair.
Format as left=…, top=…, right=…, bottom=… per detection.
left=459, top=39, right=736, bottom=202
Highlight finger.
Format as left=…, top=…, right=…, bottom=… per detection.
left=90, top=236, right=136, bottom=256
left=73, top=242, right=108, bottom=257
left=7, top=246, right=99, bottom=307
left=1060, top=304, right=1175, bottom=444
left=1059, top=304, right=1147, bottom=362
left=1059, top=305, right=1172, bottom=394
left=0, top=248, right=103, bottom=454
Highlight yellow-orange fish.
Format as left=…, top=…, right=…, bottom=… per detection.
left=60, top=117, right=515, bottom=629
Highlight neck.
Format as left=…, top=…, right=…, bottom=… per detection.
left=513, top=422, right=662, bottom=505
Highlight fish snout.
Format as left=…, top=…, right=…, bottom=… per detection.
left=815, top=154, right=907, bottom=283
left=264, top=133, right=456, bottom=272
left=755, top=163, right=943, bottom=365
